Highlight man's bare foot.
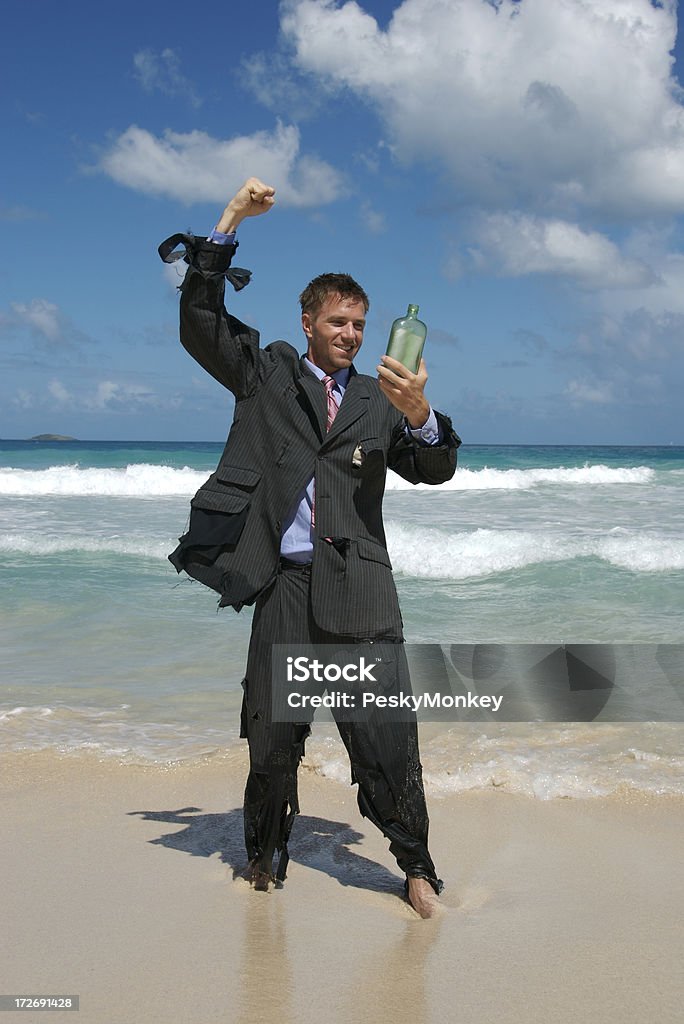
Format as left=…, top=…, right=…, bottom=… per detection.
left=406, top=876, right=442, bottom=919
left=241, top=859, right=272, bottom=892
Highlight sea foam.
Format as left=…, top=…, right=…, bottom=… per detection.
left=385, top=464, right=655, bottom=490
left=2, top=523, right=681, bottom=575
left=0, top=462, right=655, bottom=497
left=0, top=463, right=210, bottom=496
left=302, top=725, right=684, bottom=800
left=0, top=533, right=172, bottom=559
left=387, top=523, right=684, bottom=577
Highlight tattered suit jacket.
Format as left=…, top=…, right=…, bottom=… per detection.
left=166, top=235, right=461, bottom=640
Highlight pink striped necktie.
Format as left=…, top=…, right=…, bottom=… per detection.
left=323, top=374, right=340, bottom=430
left=311, top=375, right=340, bottom=528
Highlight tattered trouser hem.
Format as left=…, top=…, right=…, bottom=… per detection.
left=238, top=562, right=441, bottom=891
left=243, top=728, right=309, bottom=883
left=337, top=719, right=443, bottom=895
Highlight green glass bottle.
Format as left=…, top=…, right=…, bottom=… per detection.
left=385, top=304, right=427, bottom=374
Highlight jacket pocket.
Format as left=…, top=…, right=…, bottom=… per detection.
left=171, top=485, right=252, bottom=572
left=356, top=537, right=393, bottom=569
left=353, top=437, right=386, bottom=476
left=191, top=488, right=251, bottom=513
left=216, top=465, right=261, bottom=489
left=189, top=465, right=259, bottom=512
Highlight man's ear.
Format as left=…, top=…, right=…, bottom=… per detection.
left=301, top=312, right=312, bottom=339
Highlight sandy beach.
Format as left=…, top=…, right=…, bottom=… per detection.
left=1, top=749, right=682, bottom=1023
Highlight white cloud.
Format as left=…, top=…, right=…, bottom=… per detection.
left=43, top=378, right=171, bottom=413
left=564, top=378, right=616, bottom=405
left=13, top=389, right=34, bottom=409
left=133, top=48, right=201, bottom=107
left=5, top=298, right=94, bottom=351
left=466, top=212, right=656, bottom=289
left=280, top=0, right=684, bottom=215
left=84, top=380, right=159, bottom=411
left=557, top=307, right=684, bottom=413
left=360, top=200, right=387, bottom=234
left=99, top=122, right=347, bottom=207
left=48, top=379, right=71, bottom=403
left=588, top=309, right=684, bottom=362
left=597, top=226, right=684, bottom=317
left=12, top=299, right=61, bottom=340
left=240, top=52, right=324, bottom=120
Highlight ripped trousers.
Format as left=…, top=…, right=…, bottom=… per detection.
left=239, top=560, right=442, bottom=894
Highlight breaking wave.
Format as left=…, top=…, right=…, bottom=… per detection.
left=386, top=464, right=655, bottom=490
left=0, top=462, right=655, bottom=497
left=2, top=524, right=682, bottom=575
left=0, top=463, right=210, bottom=496
left=386, top=523, right=684, bottom=577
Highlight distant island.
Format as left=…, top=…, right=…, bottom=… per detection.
left=28, top=434, right=78, bottom=442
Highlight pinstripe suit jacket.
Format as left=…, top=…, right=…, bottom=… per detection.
left=168, top=238, right=461, bottom=639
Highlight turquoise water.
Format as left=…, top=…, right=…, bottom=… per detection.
left=1, top=440, right=682, bottom=796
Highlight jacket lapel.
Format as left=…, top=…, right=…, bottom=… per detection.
left=321, top=371, right=371, bottom=448
left=293, top=358, right=372, bottom=446
left=293, top=358, right=327, bottom=441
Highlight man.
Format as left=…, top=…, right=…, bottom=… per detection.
left=161, top=177, right=461, bottom=918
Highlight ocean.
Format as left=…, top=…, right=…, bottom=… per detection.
left=1, top=439, right=682, bottom=799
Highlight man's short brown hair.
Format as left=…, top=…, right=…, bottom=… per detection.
left=299, top=273, right=369, bottom=318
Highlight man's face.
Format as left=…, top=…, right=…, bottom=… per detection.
left=302, top=293, right=366, bottom=374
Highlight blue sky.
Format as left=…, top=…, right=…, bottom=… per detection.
left=2, top=0, right=684, bottom=443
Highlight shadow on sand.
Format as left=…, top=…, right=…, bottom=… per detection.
left=128, top=803, right=403, bottom=895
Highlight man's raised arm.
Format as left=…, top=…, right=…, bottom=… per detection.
left=161, top=178, right=276, bottom=398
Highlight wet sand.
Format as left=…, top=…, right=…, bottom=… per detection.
left=1, top=749, right=682, bottom=1023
